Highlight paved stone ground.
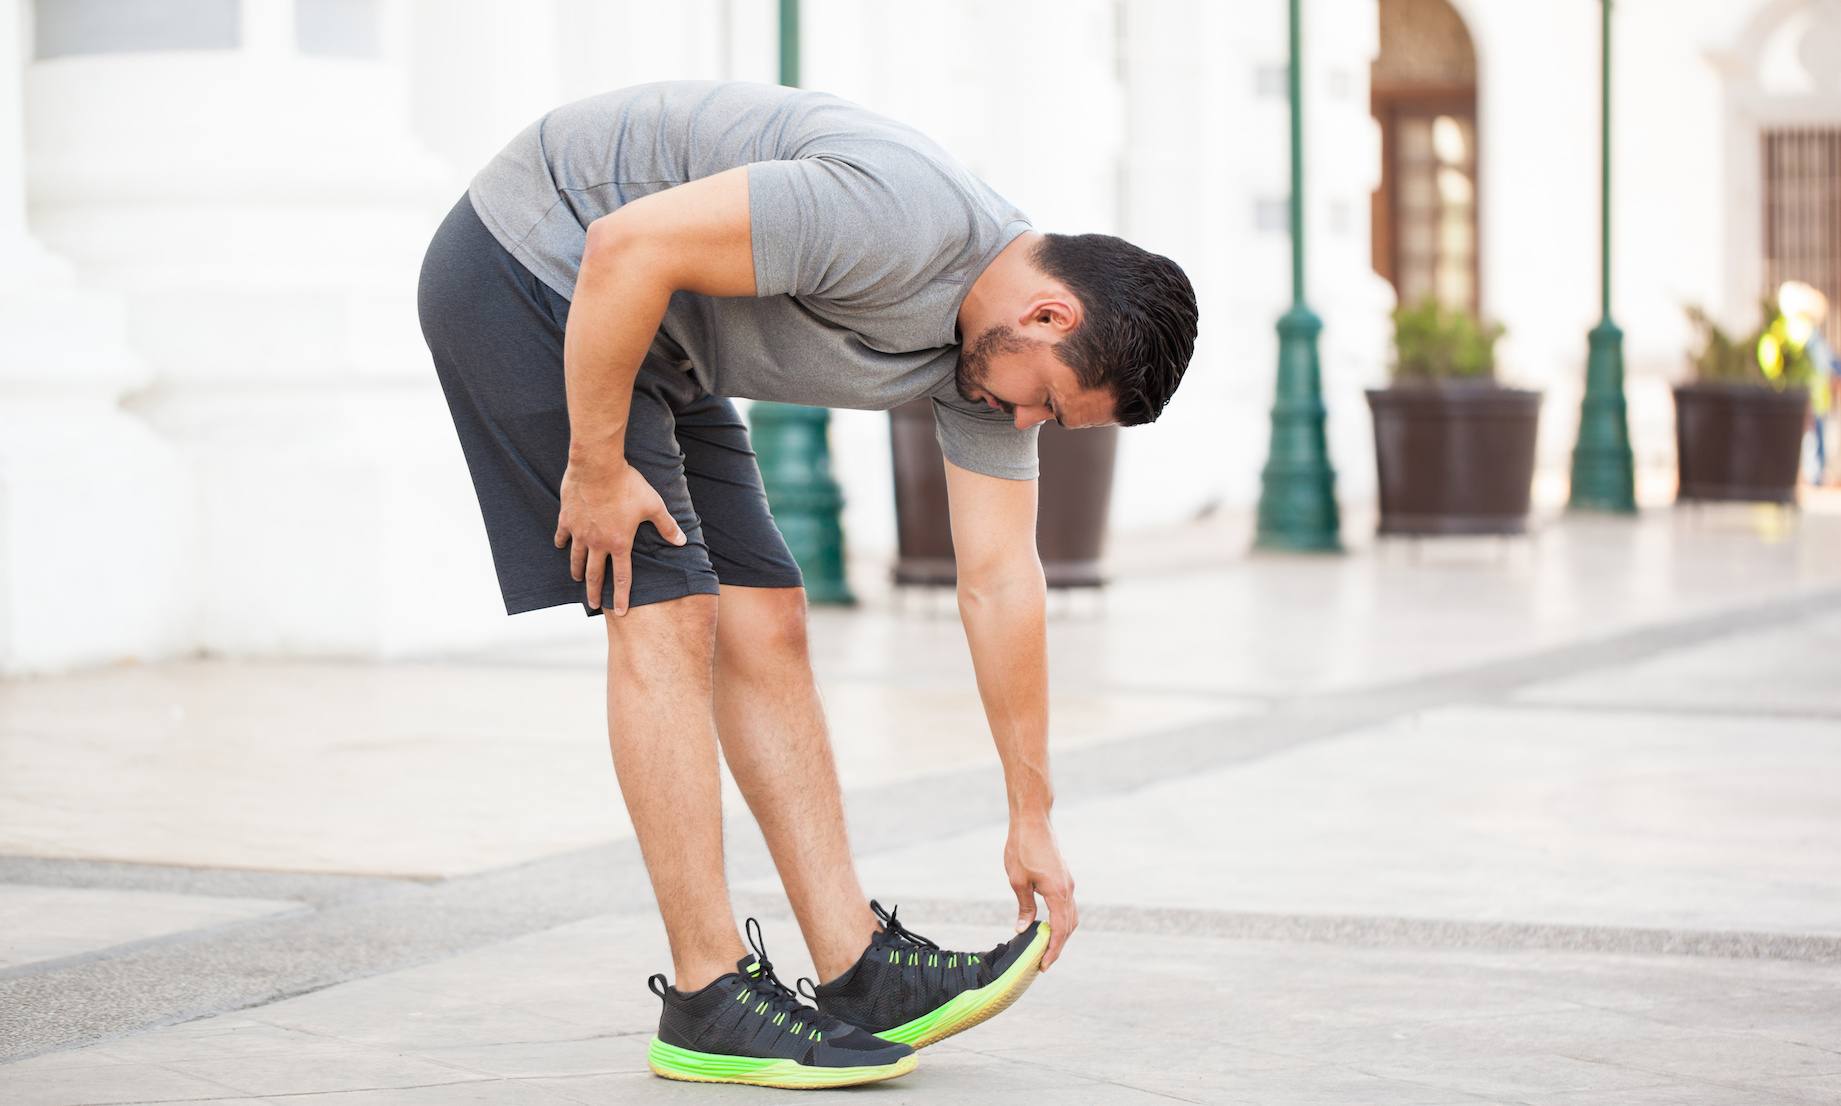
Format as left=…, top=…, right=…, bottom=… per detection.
left=10, top=913, right=1840, bottom=1105
left=4, top=506, right=1841, bottom=1103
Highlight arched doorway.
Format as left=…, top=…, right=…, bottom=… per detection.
left=1371, top=0, right=1479, bottom=314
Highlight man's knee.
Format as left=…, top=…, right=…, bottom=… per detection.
left=717, top=586, right=810, bottom=668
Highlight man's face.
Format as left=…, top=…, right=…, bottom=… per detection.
left=955, top=324, right=1117, bottom=430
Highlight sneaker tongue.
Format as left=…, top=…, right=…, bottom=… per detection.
left=869, top=926, right=913, bottom=951
left=736, top=953, right=762, bottom=978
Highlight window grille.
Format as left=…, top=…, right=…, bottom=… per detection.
left=1762, top=127, right=1841, bottom=347
left=1388, top=110, right=1476, bottom=312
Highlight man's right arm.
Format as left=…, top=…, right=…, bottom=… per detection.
left=555, top=164, right=758, bottom=614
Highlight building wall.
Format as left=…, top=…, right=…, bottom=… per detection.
left=1101, top=0, right=1392, bottom=530
left=25, top=0, right=530, bottom=661
left=0, top=0, right=194, bottom=674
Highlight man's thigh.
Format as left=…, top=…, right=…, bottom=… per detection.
left=670, top=393, right=805, bottom=592
left=617, top=367, right=731, bottom=611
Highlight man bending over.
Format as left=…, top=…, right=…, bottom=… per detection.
left=419, top=80, right=1197, bottom=1089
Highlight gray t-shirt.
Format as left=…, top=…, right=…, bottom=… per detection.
left=467, top=80, right=1039, bottom=480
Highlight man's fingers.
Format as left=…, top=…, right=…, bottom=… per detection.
left=651, top=503, right=687, bottom=547
left=1013, top=884, right=1037, bottom=933
left=1040, top=890, right=1077, bottom=970
left=611, top=549, right=633, bottom=617
left=569, top=533, right=588, bottom=583
left=583, top=546, right=604, bottom=611
left=553, top=522, right=569, bottom=550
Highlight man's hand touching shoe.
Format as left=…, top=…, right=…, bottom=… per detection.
left=1006, top=811, right=1078, bottom=969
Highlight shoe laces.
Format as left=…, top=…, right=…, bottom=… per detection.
left=737, top=917, right=835, bottom=1041
left=868, top=900, right=989, bottom=975
left=871, top=900, right=940, bottom=951
left=739, top=918, right=803, bottom=1008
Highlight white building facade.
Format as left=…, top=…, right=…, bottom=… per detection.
left=5, top=0, right=1837, bottom=672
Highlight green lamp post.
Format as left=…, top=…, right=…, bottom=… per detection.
left=1568, top=0, right=1637, bottom=513
left=778, top=0, right=800, bottom=91
left=1255, top=0, right=1342, bottom=552
left=749, top=0, right=855, bottom=604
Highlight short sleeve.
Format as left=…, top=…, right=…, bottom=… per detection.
left=931, top=397, right=1039, bottom=481
left=748, top=155, right=973, bottom=302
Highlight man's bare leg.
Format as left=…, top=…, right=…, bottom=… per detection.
left=604, top=593, right=746, bottom=990
left=712, top=584, right=878, bottom=982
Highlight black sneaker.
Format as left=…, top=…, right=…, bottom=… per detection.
left=808, top=901, right=1049, bottom=1049
left=646, top=919, right=916, bottom=1088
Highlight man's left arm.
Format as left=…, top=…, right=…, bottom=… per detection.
left=944, top=456, right=1079, bottom=969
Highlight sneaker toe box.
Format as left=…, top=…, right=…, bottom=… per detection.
left=987, top=920, right=1044, bottom=977
left=818, top=1026, right=913, bottom=1067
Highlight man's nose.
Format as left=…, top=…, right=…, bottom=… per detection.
left=1014, top=406, right=1055, bottom=430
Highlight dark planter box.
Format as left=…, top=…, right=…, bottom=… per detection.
left=889, top=399, right=1117, bottom=587
left=1366, top=384, right=1542, bottom=535
left=1674, top=384, right=1808, bottom=504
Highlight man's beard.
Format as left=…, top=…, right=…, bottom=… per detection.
left=954, top=324, right=1039, bottom=408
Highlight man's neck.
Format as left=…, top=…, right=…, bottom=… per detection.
left=957, top=231, right=1045, bottom=342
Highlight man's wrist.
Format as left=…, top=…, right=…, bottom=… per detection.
left=567, top=439, right=629, bottom=471
left=1004, top=762, right=1054, bottom=821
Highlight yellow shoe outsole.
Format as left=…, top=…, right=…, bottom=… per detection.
left=647, top=1038, right=917, bottom=1088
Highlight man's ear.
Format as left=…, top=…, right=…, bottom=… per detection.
left=1017, top=292, right=1081, bottom=339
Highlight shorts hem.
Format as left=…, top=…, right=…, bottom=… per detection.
left=712, top=566, right=807, bottom=590
left=502, top=578, right=724, bottom=618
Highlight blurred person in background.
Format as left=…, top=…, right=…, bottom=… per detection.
left=418, top=80, right=1197, bottom=1088
left=1780, top=282, right=1836, bottom=485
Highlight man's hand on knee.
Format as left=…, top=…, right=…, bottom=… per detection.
left=554, top=458, right=686, bottom=615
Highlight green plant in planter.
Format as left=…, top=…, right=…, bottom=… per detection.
left=1390, top=298, right=1506, bottom=385
left=1686, top=302, right=1815, bottom=391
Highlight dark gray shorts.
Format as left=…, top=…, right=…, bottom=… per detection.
left=418, top=195, right=802, bottom=615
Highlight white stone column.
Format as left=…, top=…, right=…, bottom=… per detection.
left=0, top=0, right=192, bottom=673
left=27, top=0, right=520, bottom=658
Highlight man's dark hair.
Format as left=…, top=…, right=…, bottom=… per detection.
left=1032, top=233, right=1198, bottom=426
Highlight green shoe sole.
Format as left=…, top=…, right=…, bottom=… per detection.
left=879, top=923, right=1050, bottom=1049
left=646, top=1037, right=916, bottom=1088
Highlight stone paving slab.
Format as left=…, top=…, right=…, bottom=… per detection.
left=0, top=843, right=653, bottom=1064
left=1516, top=608, right=1841, bottom=718
left=0, top=886, right=300, bottom=971
left=0, top=661, right=1236, bottom=878
left=0, top=661, right=623, bottom=877
left=837, top=701, right=1841, bottom=936
left=7, top=914, right=1838, bottom=1105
